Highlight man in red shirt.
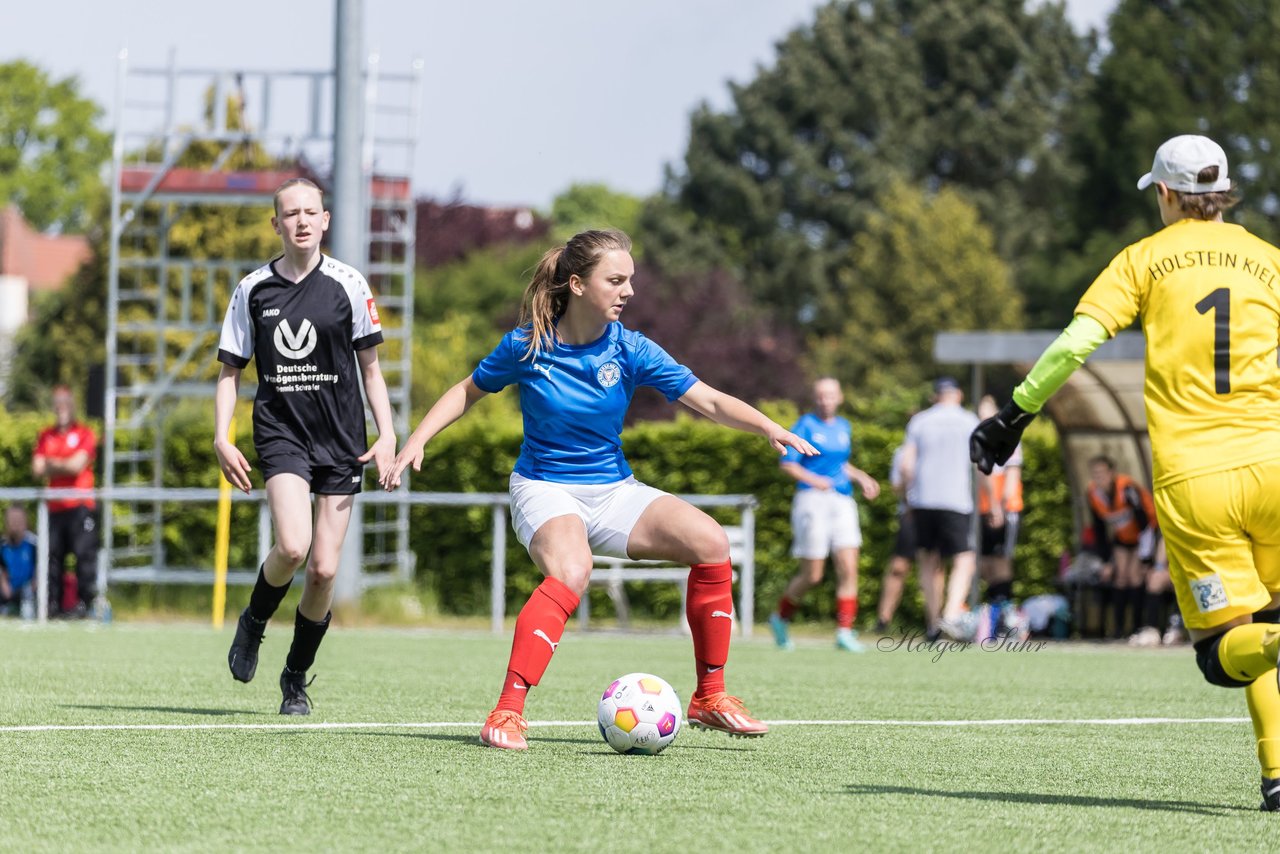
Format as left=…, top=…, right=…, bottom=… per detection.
left=32, top=386, right=98, bottom=617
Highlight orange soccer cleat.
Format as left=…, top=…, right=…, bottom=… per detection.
left=480, top=709, right=529, bottom=751
left=686, top=692, right=769, bottom=738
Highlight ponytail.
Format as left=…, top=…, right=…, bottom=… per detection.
left=517, top=247, right=570, bottom=360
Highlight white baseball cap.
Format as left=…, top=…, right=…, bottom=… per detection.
left=1137, top=134, right=1232, bottom=193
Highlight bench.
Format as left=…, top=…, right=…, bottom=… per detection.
left=577, top=524, right=751, bottom=634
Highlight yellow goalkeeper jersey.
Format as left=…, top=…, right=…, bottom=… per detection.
left=1076, top=218, right=1280, bottom=488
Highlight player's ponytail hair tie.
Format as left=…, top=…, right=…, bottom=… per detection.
left=517, top=229, right=632, bottom=360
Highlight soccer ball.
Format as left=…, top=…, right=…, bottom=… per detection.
left=597, top=672, right=682, bottom=755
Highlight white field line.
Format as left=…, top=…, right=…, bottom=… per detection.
left=0, top=716, right=1250, bottom=734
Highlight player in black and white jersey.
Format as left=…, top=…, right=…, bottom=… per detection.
left=215, top=178, right=396, bottom=715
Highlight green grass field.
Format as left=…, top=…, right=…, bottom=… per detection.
left=1, top=620, right=1275, bottom=852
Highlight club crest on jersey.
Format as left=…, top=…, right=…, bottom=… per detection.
left=274, top=318, right=318, bottom=360
left=596, top=361, right=621, bottom=388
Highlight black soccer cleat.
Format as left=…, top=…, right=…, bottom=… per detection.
left=1261, top=776, right=1280, bottom=812
left=228, top=608, right=267, bottom=683
left=279, top=668, right=314, bottom=716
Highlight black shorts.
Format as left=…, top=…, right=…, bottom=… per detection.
left=913, top=508, right=974, bottom=558
left=980, top=512, right=1021, bottom=557
left=259, top=450, right=363, bottom=495
left=893, top=510, right=917, bottom=559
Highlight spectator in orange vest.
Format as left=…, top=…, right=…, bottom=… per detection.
left=32, top=386, right=99, bottom=618
left=1086, top=455, right=1157, bottom=639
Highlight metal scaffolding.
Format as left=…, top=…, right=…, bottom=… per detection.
left=103, top=51, right=422, bottom=596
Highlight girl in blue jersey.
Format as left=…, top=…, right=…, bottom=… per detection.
left=768, top=378, right=880, bottom=652
left=383, top=229, right=816, bottom=750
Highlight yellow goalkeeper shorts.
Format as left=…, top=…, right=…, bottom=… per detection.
left=1156, top=457, right=1280, bottom=630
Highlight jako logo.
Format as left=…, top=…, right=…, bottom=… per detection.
left=274, top=318, right=318, bottom=359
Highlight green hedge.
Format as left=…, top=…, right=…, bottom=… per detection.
left=0, top=411, right=49, bottom=485
left=0, top=407, right=1072, bottom=629
left=408, top=413, right=1072, bottom=629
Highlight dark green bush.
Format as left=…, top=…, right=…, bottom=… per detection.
left=408, top=412, right=1072, bottom=629
left=0, top=406, right=1071, bottom=629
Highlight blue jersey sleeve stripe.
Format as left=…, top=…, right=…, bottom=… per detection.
left=666, top=373, right=698, bottom=402
left=471, top=369, right=503, bottom=394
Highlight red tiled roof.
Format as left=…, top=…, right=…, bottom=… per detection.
left=0, top=207, right=91, bottom=291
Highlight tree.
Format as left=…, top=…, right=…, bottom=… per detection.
left=807, top=178, right=1022, bottom=394
left=410, top=311, right=520, bottom=421
left=8, top=94, right=281, bottom=408
left=0, top=61, right=111, bottom=234
left=644, top=0, right=1088, bottom=332
left=1038, top=0, right=1280, bottom=324
left=415, top=241, right=544, bottom=334
left=549, top=183, right=643, bottom=242
left=414, top=197, right=548, bottom=268
left=622, top=265, right=806, bottom=421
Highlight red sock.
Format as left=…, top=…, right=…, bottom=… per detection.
left=495, top=577, right=580, bottom=714
left=836, top=596, right=858, bottom=630
left=777, top=595, right=798, bottom=621
left=688, top=560, right=734, bottom=698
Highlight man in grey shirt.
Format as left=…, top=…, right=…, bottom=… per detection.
left=900, top=377, right=983, bottom=640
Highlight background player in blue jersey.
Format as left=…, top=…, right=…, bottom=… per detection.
left=216, top=178, right=397, bottom=715
left=382, top=229, right=816, bottom=750
left=768, top=378, right=880, bottom=651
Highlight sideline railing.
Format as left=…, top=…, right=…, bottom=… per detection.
left=0, top=487, right=756, bottom=636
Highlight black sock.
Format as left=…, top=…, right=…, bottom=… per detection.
left=248, top=566, right=292, bottom=623
left=1092, top=586, right=1112, bottom=638
left=987, top=581, right=1013, bottom=602
left=285, top=609, right=331, bottom=674
left=1141, top=589, right=1162, bottom=630
left=1111, top=586, right=1129, bottom=637
left=1128, top=586, right=1146, bottom=634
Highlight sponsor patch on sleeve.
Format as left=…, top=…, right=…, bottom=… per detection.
left=1190, top=574, right=1229, bottom=613
left=367, top=298, right=381, bottom=325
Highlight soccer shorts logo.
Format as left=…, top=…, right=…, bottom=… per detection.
left=1190, top=574, right=1229, bottom=613
left=596, top=361, right=621, bottom=388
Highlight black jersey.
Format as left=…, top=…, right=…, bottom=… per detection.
left=217, top=255, right=383, bottom=467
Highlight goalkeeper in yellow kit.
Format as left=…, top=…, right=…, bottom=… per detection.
left=971, top=134, right=1280, bottom=811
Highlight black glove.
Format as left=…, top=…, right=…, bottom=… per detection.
left=970, top=399, right=1035, bottom=475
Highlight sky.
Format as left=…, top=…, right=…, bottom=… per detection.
left=7, top=0, right=1117, bottom=210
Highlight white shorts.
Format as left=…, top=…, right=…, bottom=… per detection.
left=508, top=473, right=669, bottom=559
left=790, top=489, right=862, bottom=559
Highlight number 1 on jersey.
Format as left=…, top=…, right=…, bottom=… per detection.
left=1195, top=287, right=1231, bottom=394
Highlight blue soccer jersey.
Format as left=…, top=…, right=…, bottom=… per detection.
left=472, top=322, right=698, bottom=484
left=0, top=532, right=37, bottom=591
left=781, top=413, right=853, bottom=495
